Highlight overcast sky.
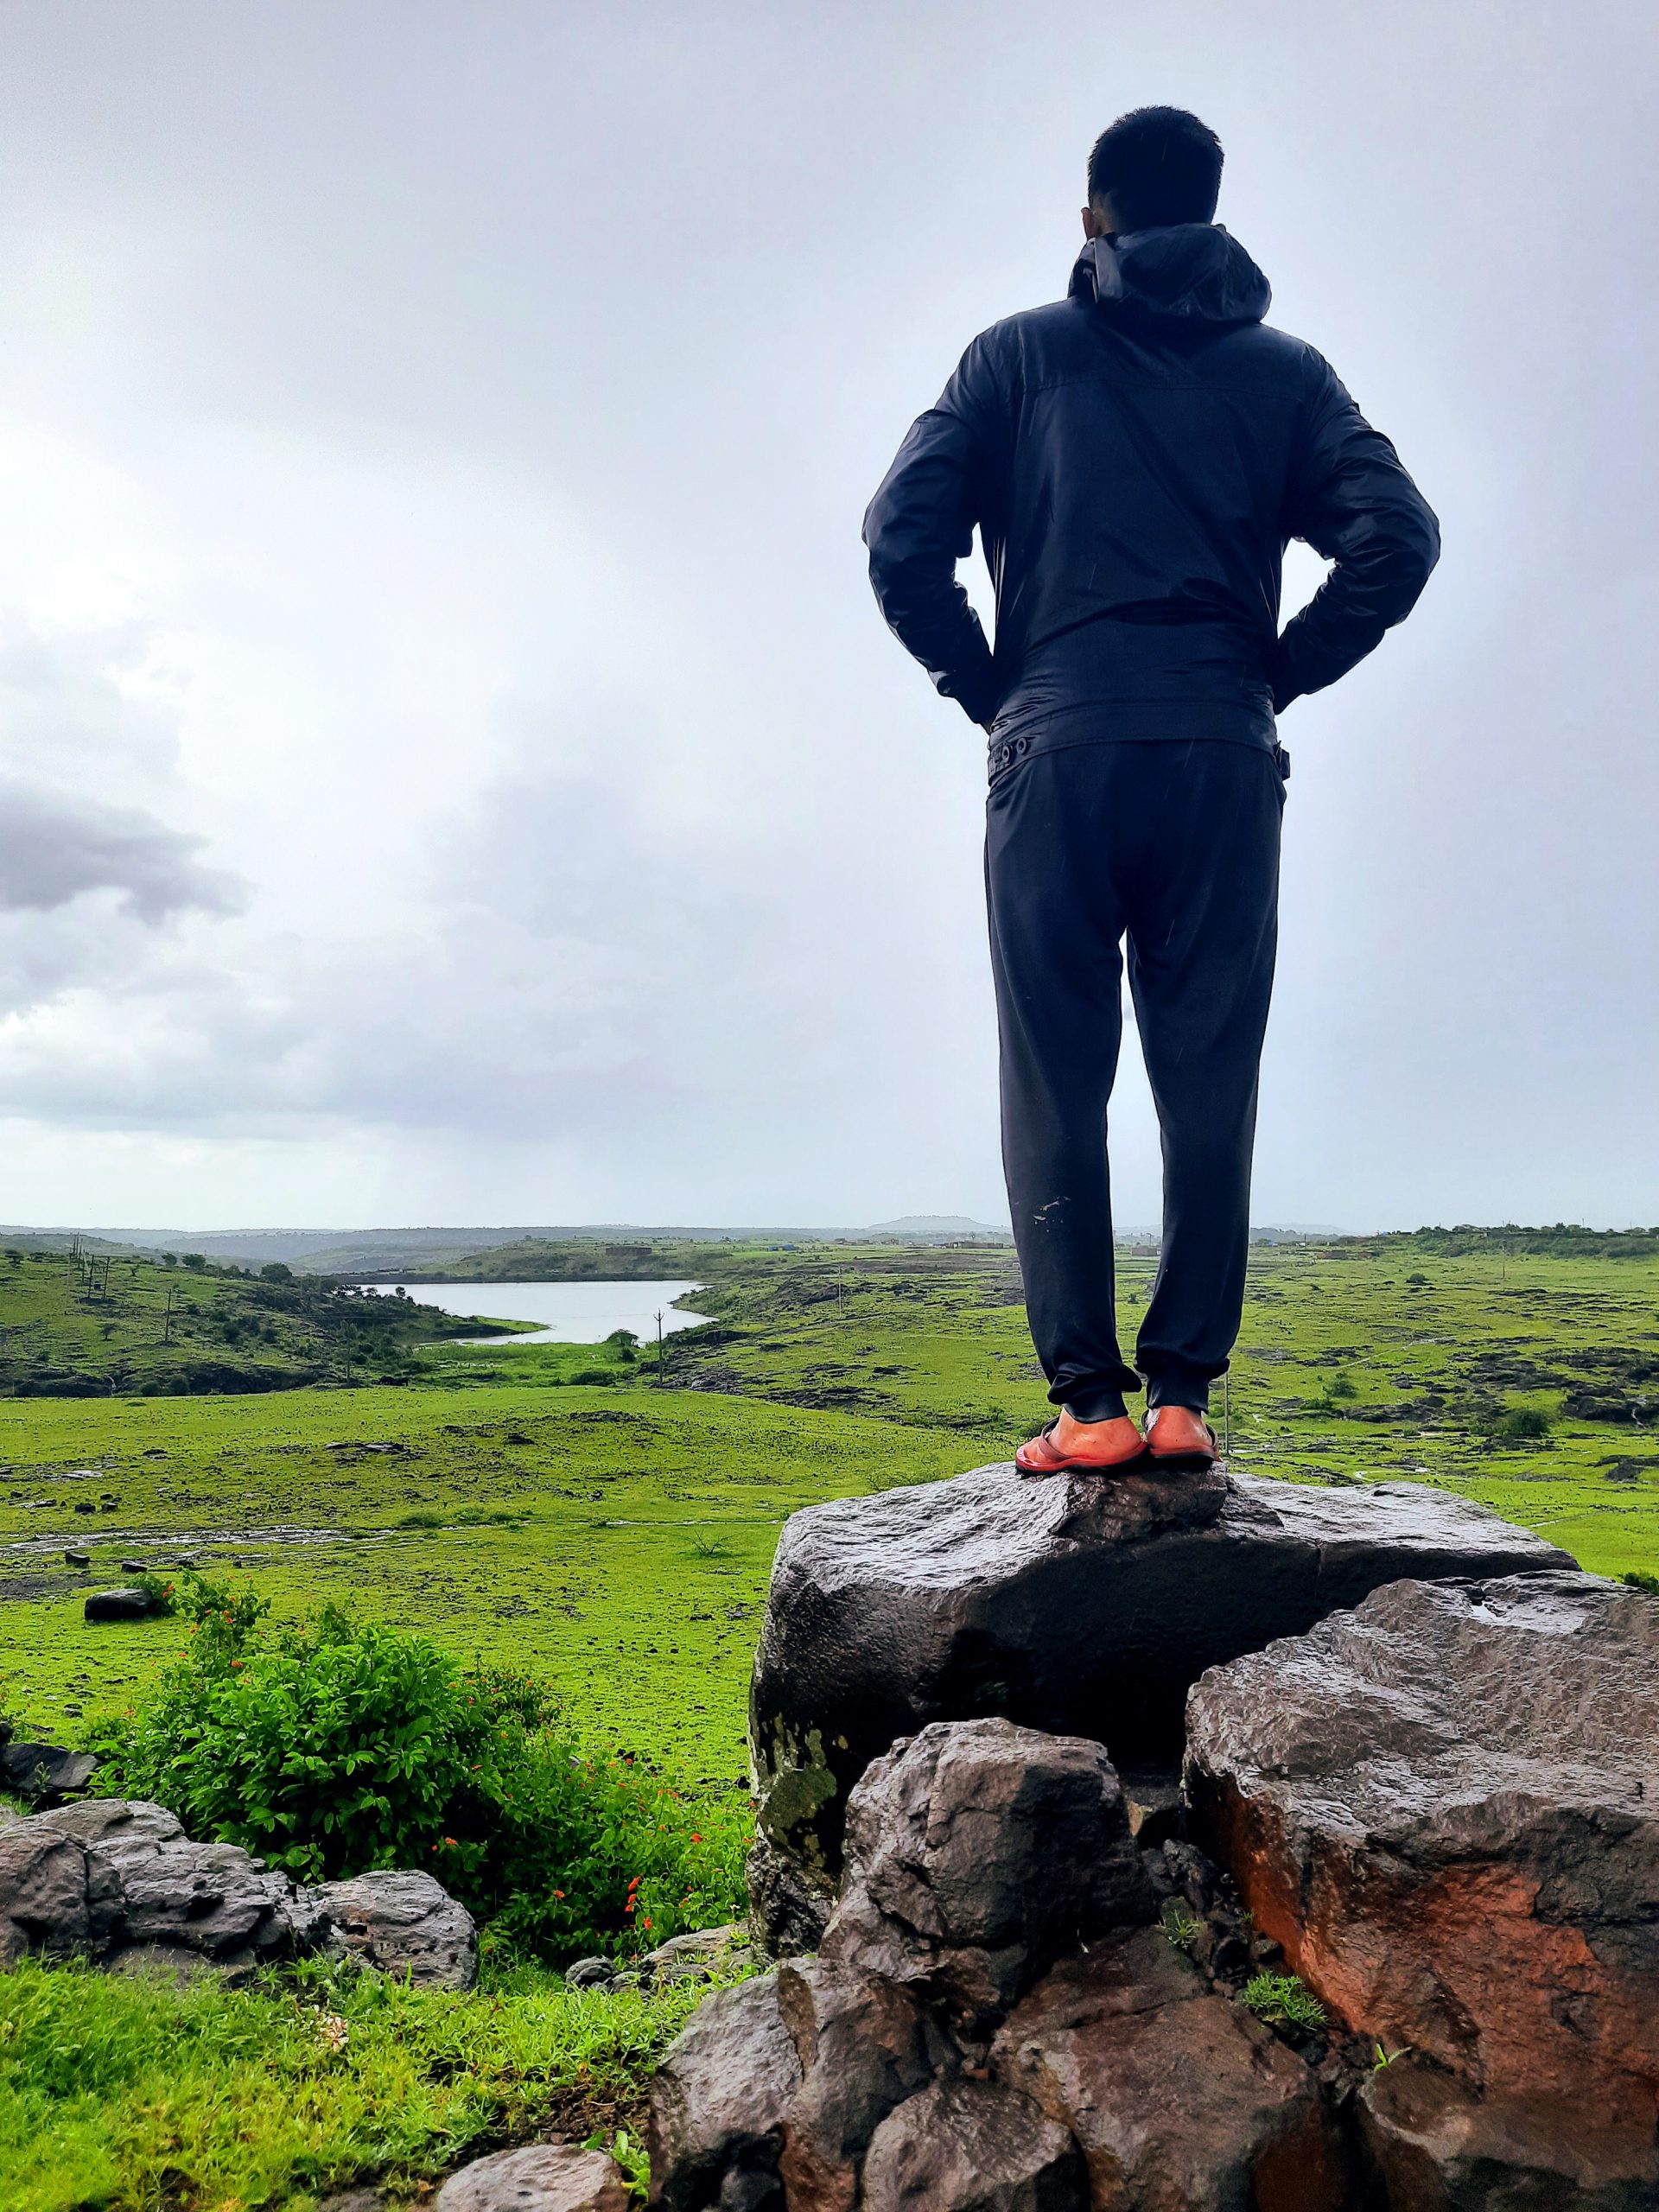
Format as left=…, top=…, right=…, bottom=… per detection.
left=0, top=0, right=1654, bottom=1233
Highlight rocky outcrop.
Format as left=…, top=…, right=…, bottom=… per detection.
left=0, top=1797, right=474, bottom=1988
left=316, top=1869, right=478, bottom=1990
left=748, top=1464, right=1571, bottom=1944
left=1185, top=1568, right=1659, bottom=2203
left=435, top=2142, right=629, bottom=2212
left=651, top=1719, right=1351, bottom=2210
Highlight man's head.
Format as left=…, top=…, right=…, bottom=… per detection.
left=1084, top=107, right=1224, bottom=240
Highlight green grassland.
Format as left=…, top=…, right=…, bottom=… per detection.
left=1, top=1231, right=1656, bottom=2208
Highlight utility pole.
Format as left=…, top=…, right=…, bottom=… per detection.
left=655, top=1308, right=665, bottom=1382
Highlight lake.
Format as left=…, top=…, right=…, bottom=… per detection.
left=363, top=1279, right=710, bottom=1345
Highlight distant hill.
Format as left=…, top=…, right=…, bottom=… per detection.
left=865, top=1216, right=1011, bottom=1240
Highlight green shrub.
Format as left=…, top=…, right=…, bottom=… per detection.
left=87, top=1606, right=747, bottom=1963
left=1622, top=1568, right=1659, bottom=1593
left=1493, top=1405, right=1552, bottom=1442
left=1240, top=1972, right=1325, bottom=2031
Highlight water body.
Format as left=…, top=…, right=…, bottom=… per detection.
left=364, top=1279, right=709, bottom=1345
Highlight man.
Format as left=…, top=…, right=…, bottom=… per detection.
left=864, top=107, right=1438, bottom=1474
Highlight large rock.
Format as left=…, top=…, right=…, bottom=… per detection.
left=819, top=1719, right=1154, bottom=2024
left=748, top=1464, right=1571, bottom=1940
left=991, top=1927, right=1347, bottom=2210
left=435, top=2143, right=628, bottom=2212
left=0, top=1797, right=321, bottom=1974
left=316, top=1869, right=478, bottom=1990
left=1185, top=1569, right=1659, bottom=2199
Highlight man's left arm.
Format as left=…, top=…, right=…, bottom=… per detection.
left=1273, top=354, right=1441, bottom=714
left=862, top=336, right=1004, bottom=729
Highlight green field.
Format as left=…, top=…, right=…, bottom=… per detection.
left=0, top=1230, right=1656, bottom=2207
left=3, top=1234, right=1657, bottom=1763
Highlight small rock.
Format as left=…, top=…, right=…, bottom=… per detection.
left=861, top=2075, right=1087, bottom=2212
left=435, top=2142, right=628, bottom=2212
left=63, top=1549, right=91, bottom=1568
left=85, top=1586, right=168, bottom=1623
left=638, top=1922, right=749, bottom=1986
left=1359, top=2055, right=1659, bottom=2207
left=774, top=1957, right=946, bottom=2204
left=563, top=1955, right=615, bottom=1989
left=822, top=1718, right=1154, bottom=2024
left=1119, top=1768, right=1184, bottom=1848
left=316, top=1870, right=477, bottom=1990
left=993, top=1925, right=1349, bottom=2209
left=0, top=1797, right=315, bottom=1970
left=0, top=1744, right=97, bottom=1801
left=649, top=1971, right=803, bottom=2212
left=73, top=1501, right=95, bottom=1515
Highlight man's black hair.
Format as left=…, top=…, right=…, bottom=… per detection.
left=1087, top=107, right=1224, bottom=232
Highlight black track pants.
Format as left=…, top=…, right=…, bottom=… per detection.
left=985, top=737, right=1284, bottom=1421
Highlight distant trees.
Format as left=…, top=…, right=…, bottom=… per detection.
left=259, top=1262, right=294, bottom=1283
left=182, top=1254, right=207, bottom=1271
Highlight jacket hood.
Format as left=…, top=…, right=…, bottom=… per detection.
left=1069, top=225, right=1271, bottom=326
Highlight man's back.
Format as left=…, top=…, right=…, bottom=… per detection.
left=864, top=223, right=1440, bottom=760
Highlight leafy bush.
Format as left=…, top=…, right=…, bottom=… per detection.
left=88, top=1603, right=747, bottom=1963
left=1622, top=1568, right=1659, bottom=1593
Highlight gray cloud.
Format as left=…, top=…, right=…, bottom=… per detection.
left=0, top=0, right=1652, bottom=1228
left=0, top=780, right=243, bottom=924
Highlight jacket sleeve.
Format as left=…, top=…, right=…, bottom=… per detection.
left=862, top=337, right=1004, bottom=728
left=1273, top=356, right=1440, bottom=713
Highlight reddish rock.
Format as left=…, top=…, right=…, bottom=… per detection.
left=991, top=1926, right=1346, bottom=2210
left=1359, top=2058, right=1659, bottom=2210
left=1185, top=1571, right=1659, bottom=2190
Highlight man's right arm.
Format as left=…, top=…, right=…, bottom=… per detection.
left=1274, top=355, right=1441, bottom=713
left=862, top=337, right=1003, bottom=729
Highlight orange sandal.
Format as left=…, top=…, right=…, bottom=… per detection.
left=1144, top=1407, right=1219, bottom=1466
left=1016, top=1415, right=1148, bottom=1477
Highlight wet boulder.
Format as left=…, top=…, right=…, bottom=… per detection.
left=1185, top=1568, right=1659, bottom=2201
left=649, top=1970, right=804, bottom=2211
left=748, top=1464, right=1570, bottom=1944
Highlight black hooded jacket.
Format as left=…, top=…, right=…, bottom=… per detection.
left=863, top=226, right=1440, bottom=756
